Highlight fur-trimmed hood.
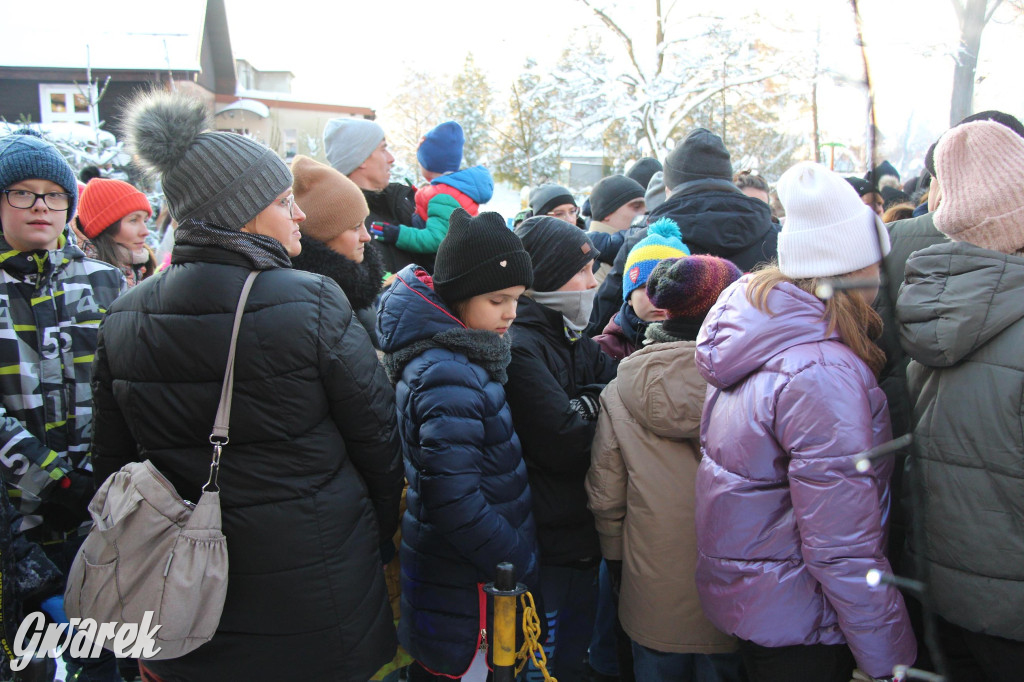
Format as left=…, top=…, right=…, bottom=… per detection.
left=377, top=264, right=511, bottom=383
left=290, top=236, right=384, bottom=311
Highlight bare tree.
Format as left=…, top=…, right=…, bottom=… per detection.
left=949, top=0, right=1003, bottom=125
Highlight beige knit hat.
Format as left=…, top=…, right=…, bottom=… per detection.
left=291, top=155, right=369, bottom=243
left=934, top=120, right=1024, bottom=254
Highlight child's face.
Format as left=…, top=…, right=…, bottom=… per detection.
left=629, top=287, right=668, bottom=322
left=1, top=179, right=69, bottom=252
left=456, top=285, right=526, bottom=335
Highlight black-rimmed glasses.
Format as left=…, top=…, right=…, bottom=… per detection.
left=3, top=189, right=72, bottom=211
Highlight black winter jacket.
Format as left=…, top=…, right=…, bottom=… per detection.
left=648, top=178, right=778, bottom=272
left=506, top=296, right=618, bottom=565
left=91, top=245, right=403, bottom=682
left=378, top=266, right=539, bottom=676
left=290, top=236, right=385, bottom=348
left=363, top=183, right=436, bottom=274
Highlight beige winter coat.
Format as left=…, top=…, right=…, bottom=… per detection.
left=586, top=339, right=736, bottom=654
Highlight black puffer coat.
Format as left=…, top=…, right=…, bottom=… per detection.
left=506, top=296, right=618, bottom=566
left=90, top=244, right=403, bottom=682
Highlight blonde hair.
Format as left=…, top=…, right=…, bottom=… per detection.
left=745, top=265, right=885, bottom=377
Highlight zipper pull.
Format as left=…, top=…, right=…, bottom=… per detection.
left=479, top=628, right=488, bottom=652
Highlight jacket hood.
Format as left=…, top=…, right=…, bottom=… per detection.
left=378, top=264, right=463, bottom=352
left=898, top=240, right=1024, bottom=367
left=615, top=340, right=705, bottom=439
left=377, top=263, right=512, bottom=382
left=696, top=276, right=838, bottom=389
left=649, top=178, right=774, bottom=257
left=432, top=165, right=494, bottom=204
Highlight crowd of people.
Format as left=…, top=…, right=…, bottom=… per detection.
left=0, top=88, right=1021, bottom=682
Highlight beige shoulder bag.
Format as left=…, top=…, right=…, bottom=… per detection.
left=65, top=270, right=259, bottom=660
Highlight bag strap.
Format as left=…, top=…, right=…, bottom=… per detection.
left=204, top=270, right=260, bottom=493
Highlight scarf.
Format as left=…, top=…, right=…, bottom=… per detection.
left=528, top=288, right=598, bottom=333
left=644, top=317, right=704, bottom=344
left=614, top=302, right=648, bottom=349
left=174, top=218, right=291, bottom=270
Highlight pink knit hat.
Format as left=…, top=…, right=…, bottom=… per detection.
left=934, top=120, right=1024, bottom=254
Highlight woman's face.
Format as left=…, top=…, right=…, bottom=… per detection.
left=325, top=218, right=371, bottom=263
left=457, top=285, right=526, bottom=335
left=243, top=188, right=306, bottom=257
left=110, top=210, right=150, bottom=263
left=846, top=261, right=881, bottom=304
left=557, top=262, right=598, bottom=292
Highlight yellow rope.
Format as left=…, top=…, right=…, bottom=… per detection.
left=513, top=591, right=557, bottom=681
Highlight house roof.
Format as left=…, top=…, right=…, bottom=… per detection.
left=220, top=91, right=375, bottom=118
left=0, top=0, right=207, bottom=71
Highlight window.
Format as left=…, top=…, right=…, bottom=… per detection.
left=39, top=84, right=97, bottom=126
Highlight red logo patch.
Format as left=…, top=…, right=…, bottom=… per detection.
left=628, top=266, right=640, bottom=284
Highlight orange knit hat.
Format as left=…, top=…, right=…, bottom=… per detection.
left=291, top=155, right=368, bottom=243
left=77, top=178, right=152, bottom=239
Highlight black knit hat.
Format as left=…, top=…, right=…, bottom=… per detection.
left=664, top=128, right=732, bottom=188
left=590, top=175, right=645, bottom=221
left=625, top=157, right=663, bottom=189
left=925, top=110, right=1024, bottom=178
left=434, top=209, right=533, bottom=305
left=514, top=215, right=599, bottom=291
left=529, top=184, right=576, bottom=217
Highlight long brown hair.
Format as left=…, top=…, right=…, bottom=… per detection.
left=745, top=265, right=885, bottom=377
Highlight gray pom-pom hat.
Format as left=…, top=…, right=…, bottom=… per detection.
left=123, top=90, right=290, bottom=229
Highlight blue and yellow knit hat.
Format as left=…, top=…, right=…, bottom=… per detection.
left=623, top=217, right=690, bottom=301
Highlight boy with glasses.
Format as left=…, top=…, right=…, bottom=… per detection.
left=0, top=130, right=124, bottom=538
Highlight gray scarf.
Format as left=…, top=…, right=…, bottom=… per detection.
left=528, top=288, right=598, bottom=332
left=174, top=218, right=292, bottom=270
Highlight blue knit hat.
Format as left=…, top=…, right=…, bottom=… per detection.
left=623, top=217, right=690, bottom=301
left=0, top=130, right=78, bottom=221
left=417, top=121, right=464, bottom=174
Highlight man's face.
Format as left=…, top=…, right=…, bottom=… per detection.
left=603, top=198, right=646, bottom=231
left=1, top=179, right=69, bottom=252
left=351, top=139, right=394, bottom=191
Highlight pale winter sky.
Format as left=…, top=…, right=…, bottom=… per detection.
left=227, top=0, right=1022, bottom=172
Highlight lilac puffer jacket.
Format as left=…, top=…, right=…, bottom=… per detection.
left=694, top=277, right=916, bottom=679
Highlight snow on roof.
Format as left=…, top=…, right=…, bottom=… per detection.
left=216, top=99, right=271, bottom=118
left=0, top=0, right=207, bottom=71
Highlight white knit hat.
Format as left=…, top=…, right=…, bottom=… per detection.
left=933, top=120, right=1024, bottom=254
left=776, top=161, right=890, bottom=279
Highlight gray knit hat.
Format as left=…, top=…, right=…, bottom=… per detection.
left=123, top=91, right=290, bottom=229
left=0, top=130, right=79, bottom=221
left=664, top=128, right=733, bottom=189
left=324, top=118, right=386, bottom=176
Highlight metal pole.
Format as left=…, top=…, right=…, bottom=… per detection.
left=484, top=562, right=527, bottom=682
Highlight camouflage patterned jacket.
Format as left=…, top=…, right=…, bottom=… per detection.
left=0, top=230, right=125, bottom=514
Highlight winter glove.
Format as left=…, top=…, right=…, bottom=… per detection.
left=370, top=221, right=400, bottom=244
left=569, top=392, right=600, bottom=421
left=42, top=469, right=93, bottom=531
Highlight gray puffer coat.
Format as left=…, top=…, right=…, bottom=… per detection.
left=897, top=239, right=1024, bottom=641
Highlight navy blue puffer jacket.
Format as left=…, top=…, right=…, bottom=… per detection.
left=378, top=265, right=539, bottom=677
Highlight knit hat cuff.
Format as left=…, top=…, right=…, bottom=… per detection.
left=778, top=207, right=891, bottom=279
left=82, top=192, right=152, bottom=238
left=936, top=202, right=1024, bottom=253
left=434, top=249, right=534, bottom=303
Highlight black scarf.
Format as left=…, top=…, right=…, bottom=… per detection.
left=614, top=301, right=649, bottom=349
left=290, top=237, right=385, bottom=311
left=645, top=318, right=704, bottom=344
left=174, top=218, right=292, bottom=270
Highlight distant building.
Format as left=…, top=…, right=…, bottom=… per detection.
left=0, top=0, right=372, bottom=163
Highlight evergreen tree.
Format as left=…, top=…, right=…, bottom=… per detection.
left=444, top=53, right=496, bottom=167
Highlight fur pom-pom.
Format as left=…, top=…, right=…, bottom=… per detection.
left=122, top=90, right=211, bottom=177
left=648, top=216, right=682, bottom=241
